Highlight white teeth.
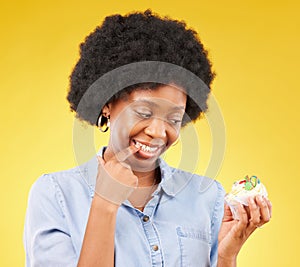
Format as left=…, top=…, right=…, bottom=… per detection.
left=135, top=141, right=158, bottom=153
left=134, top=143, right=140, bottom=149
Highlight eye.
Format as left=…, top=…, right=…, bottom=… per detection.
left=168, top=113, right=183, bottom=125
left=136, top=111, right=152, bottom=119
left=168, top=118, right=182, bottom=125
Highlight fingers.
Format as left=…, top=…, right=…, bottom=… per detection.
left=97, top=156, right=105, bottom=166
left=266, top=198, right=272, bottom=218
left=246, top=195, right=272, bottom=231
left=221, top=196, right=273, bottom=250
left=115, top=144, right=140, bottom=162
left=234, top=204, right=249, bottom=235
left=222, top=204, right=234, bottom=222
left=255, top=195, right=271, bottom=223
left=95, top=147, right=139, bottom=205
left=248, top=196, right=261, bottom=227
left=97, top=145, right=140, bottom=169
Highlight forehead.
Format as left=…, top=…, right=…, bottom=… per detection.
left=128, top=85, right=187, bottom=107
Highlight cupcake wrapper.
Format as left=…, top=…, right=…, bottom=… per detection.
left=225, top=192, right=268, bottom=220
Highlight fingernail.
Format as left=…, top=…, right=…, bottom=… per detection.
left=134, top=143, right=141, bottom=149
left=249, top=197, right=255, bottom=205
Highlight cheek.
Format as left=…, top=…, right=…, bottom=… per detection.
left=127, top=120, right=146, bottom=138
left=167, top=128, right=180, bottom=146
left=110, top=112, right=139, bottom=140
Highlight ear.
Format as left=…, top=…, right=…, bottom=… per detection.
left=101, top=103, right=111, bottom=117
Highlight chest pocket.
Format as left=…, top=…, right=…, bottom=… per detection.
left=176, top=226, right=211, bottom=267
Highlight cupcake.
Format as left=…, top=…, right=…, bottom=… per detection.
left=225, top=175, right=268, bottom=219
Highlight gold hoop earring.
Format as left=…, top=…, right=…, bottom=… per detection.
left=97, top=114, right=110, bottom=132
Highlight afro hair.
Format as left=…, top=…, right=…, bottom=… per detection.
left=67, top=9, right=215, bottom=126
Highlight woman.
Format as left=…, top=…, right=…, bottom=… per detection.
left=24, top=10, right=272, bottom=266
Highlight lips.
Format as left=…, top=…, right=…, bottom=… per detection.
left=131, top=139, right=165, bottom=159
left=134, top=140, right=160, bottom=152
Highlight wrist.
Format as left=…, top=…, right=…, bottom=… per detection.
left=217, top=254, right=237, bottom=267
left=95, top=168, right=136, bottom=205
left=92, top=193, right=120, bottom=213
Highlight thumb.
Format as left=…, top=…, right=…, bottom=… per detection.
left=223, top=204, right=234, bottom=222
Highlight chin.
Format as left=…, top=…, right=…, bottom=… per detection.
left=127, top=155, right=160, bottom=173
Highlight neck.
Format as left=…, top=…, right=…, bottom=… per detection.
left=133, top=169, right=157, bottom=187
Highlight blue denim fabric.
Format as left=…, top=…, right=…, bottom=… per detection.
left=24, top=147, right=225, bottom=267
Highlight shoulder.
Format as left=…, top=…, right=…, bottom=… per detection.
left=159, top=158, right=225, bottom=199
left=28, top=156, right=98, bottom=209
left=177, top=168, right=224, bottom=203
left=177, top=167, right=224, bottom=193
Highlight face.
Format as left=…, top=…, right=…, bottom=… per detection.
left=102, top=85, right=187, bottom=172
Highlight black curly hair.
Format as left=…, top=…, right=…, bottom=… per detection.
left=67, top=9, right=215, bottom=127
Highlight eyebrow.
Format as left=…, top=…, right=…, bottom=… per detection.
left=132, top=99, right=185, bottom=111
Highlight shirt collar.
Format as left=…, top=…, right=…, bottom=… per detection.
left=79, top=146, right=192, bottom=198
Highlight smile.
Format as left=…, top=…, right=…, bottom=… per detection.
left=134, top=141, right=159, bottom=153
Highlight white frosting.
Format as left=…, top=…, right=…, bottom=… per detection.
left=225, top=177, right=268, bottom=219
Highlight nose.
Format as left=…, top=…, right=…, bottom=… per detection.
left=144, top=117, right=167, bottom=139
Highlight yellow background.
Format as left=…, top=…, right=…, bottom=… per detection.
left=1, top=0, right=299, bottom=266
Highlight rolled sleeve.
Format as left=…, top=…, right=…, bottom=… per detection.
left=24, top=174, right=77, bottom=267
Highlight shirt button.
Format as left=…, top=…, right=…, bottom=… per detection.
left=152, top=245, right=159, bottom=251
left=143, top=215, right=149, bottom=222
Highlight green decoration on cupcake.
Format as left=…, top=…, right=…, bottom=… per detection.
left=244, top=175, right=259, bottom=190
left=245, top=182, right=253, bottom=190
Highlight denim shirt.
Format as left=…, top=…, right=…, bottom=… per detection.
left=24, top=147, right=225, bottom=267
